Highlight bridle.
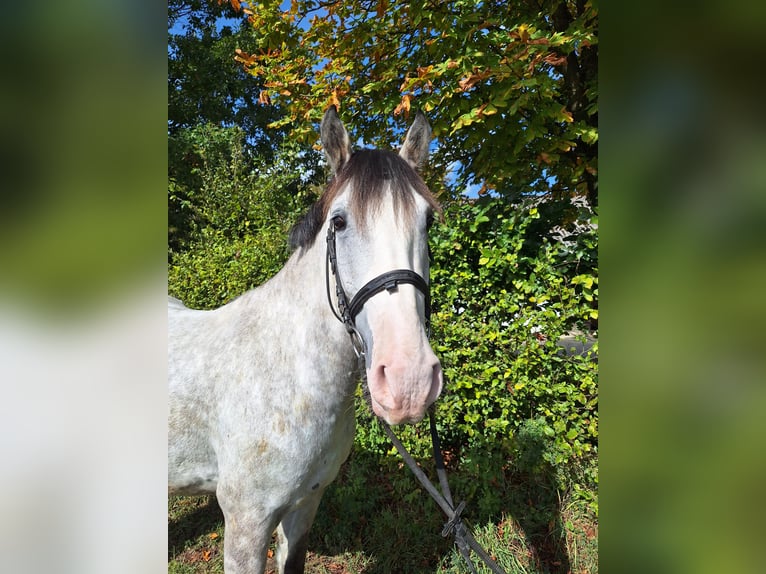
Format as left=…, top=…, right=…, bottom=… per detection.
left=323, top=217, right=507, bottom=574
left=325, top=220, right=431, bottom=359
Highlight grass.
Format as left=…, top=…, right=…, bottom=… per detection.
left=169, top=437, right=598, bottom=574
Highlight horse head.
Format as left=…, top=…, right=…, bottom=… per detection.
left=293, top=106, right=444, bottom=425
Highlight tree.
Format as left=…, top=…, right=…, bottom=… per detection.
left=168, top=0, right=326, bottom=297
left=228, top=0, right=597, bottom=208
left=168, top=0, right=308, bottom=254
left=168, top=0, right=284, bottom=146
left=168, top=126, right=323, bottom=309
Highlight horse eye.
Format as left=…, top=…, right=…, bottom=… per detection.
left=332, top=215, right=347, bottom=231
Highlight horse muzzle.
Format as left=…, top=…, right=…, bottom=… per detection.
left=366, top=351, right=443, bottom=425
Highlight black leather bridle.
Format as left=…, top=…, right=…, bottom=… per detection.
left=325, top=220, right=431, bottom=359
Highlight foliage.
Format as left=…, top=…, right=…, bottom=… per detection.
left=168, top=123, right=323, bottom=309
left=428, top=197, right=598, bottom=469
left=168, top=0, right=298, bottom=255
left=168, top=0, right=285, bottom=146
left=228, top=0, right=597, bottom=206
left=210, top=0, right=600, bottom=481
left=167, top=3, right=598, bottom=570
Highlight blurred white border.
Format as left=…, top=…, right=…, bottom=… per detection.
left=0, top=278, right=167, bottom=573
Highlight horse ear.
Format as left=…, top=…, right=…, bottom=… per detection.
left=399, top=111, right=432, bottom=170
left=320, top=105, right=352, bottom=173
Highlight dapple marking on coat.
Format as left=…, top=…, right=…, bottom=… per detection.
left=169, top=107, right=443, bottom=574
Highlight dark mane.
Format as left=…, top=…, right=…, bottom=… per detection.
left=288, top=149, right=440, bottom=251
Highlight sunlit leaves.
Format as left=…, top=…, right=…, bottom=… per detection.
left=223, top=0, right=597, bottom=204
left=427, top=197, right=598, bottom=466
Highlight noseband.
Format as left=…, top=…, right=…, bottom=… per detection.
left=325, top=221, right=431, bottom=358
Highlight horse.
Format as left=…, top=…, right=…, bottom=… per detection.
left=168, top=106, right=444, bottom=574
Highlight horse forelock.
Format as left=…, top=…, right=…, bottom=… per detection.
left=288, top=149, right=440, bottom=251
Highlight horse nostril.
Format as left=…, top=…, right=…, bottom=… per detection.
left=429, top=361, right=444, bottom=405
left=370, top=364, right=394, bottom=405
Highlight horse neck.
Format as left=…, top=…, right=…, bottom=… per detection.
left=233, top=233, right=358, bottom=374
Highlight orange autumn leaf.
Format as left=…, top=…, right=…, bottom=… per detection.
left=234, top=48, right=257, bottom=66
left=458, top=70, right=491, bottom=92
left=416, top=65, right=434, bottom=78
left=544, top=53, right=568, bottom=67
left=394, top=93, right=412, bottom=116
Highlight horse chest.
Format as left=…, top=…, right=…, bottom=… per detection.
left=294, top=407, right=355, bottom=495
left=213, top=382, right=356, bottom=489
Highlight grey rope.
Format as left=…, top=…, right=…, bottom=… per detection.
left=379, top=411, right=507, bottom=574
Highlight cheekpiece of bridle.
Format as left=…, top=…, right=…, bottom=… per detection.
left=325, top=220, right=431, bottom=359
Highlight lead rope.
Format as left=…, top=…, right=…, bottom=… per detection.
left=378, top=412, right=507, bottom=574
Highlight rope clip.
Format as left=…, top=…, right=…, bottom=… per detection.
left=441, top=500, right=467, bottom=537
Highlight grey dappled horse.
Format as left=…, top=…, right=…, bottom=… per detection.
left=169, top=107, right=443, bottom=574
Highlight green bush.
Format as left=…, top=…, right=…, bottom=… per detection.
left=429, top=197, right=598, bottom=469
left=169, top=227, right=289, bottom=310
left=168, top=123, right=322, bottom=308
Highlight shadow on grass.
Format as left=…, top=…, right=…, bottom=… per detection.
left=168, top=428, right=591, bottom=573
left=309, top=422, right=579, bottom=574
left=308, top=449, right=454, bottom=574
left=168, top=495, right=224, bottom=561
left=503, top=467, right=572, bottom=574
left=437, top=422, right=576, bottom=574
